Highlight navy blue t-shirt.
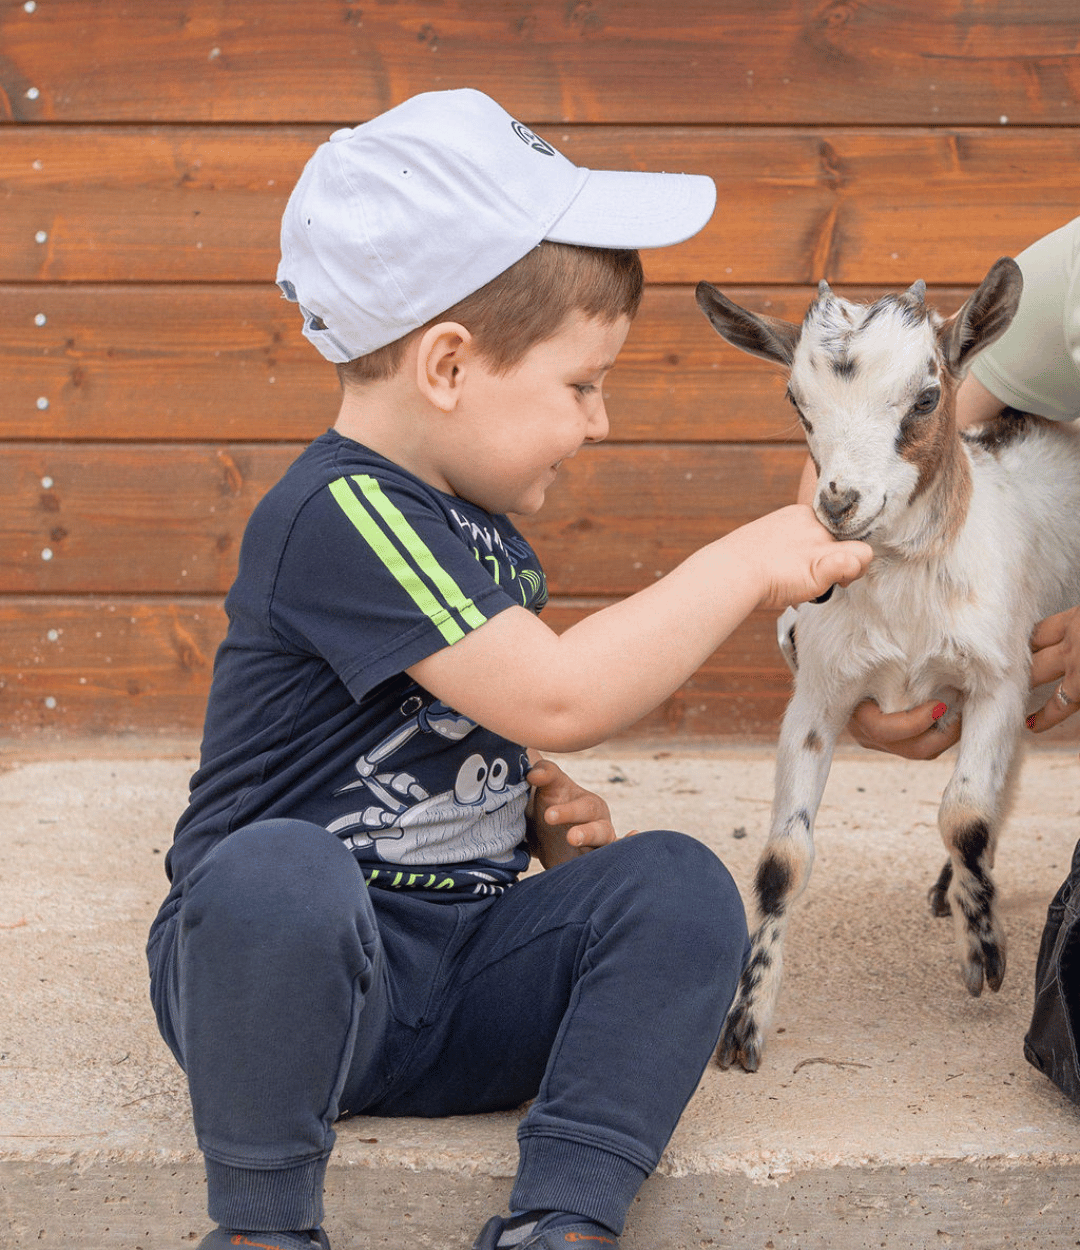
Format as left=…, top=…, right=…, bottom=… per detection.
left=152, top=431, right=548, bottom=938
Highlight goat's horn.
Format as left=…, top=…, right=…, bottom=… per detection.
left=817, top=278, right=833, bottom=297
left=904, top=278, right=927, bottom=303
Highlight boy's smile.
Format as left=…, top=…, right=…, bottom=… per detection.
left=434, top=311, right=631, bottom=517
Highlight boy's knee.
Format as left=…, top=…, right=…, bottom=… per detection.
left=613, top=829, right=748, bottom=951
left=623, top=828, right=738, bottom=894
left=184, top=820, right=362, bottom=933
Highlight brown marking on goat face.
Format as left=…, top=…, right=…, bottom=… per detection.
left=899, top=368, right=972, bottom=547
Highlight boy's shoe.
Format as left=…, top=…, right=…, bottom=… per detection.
left=473, top=1215, right=619, bottom=1250
left=196, top=1229, right=331, bottom=1250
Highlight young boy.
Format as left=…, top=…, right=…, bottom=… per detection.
left=147, top=89, right=872, bottom=1250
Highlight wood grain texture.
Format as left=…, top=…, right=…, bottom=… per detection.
left=0, top=596, right=794, bottom=740
left=9, top=594, right=1079, bottom=742
left=0, top=442, right=805, bottom=595
left=3, top=0, right=1077, bottom=744
left=3, top=126, right=1078, bottom=284
left=0, top=284, right=974, bottom=444
left=2, top=0, right=1078, bottom=125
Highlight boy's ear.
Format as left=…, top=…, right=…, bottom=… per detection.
left=416, top=321, right=472, bottom=412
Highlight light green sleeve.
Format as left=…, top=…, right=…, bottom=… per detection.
left=969, top=215, right=1080, bottom=422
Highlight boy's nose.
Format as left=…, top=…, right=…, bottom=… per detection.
left=586, top=400, right=610, bottom=443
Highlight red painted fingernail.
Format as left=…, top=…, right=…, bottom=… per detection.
left=1026, top=714, right=1037, bottom=731
left=932, top=703, right=947, bottom=721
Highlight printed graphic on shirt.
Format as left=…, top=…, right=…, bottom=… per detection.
left=327, top=698, right=529, bottom=870
left=447, top=506, right=549, bottom=611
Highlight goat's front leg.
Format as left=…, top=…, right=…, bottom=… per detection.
left=938, top=684, right=1024, bottom=996
left=718, top=688, right=844, bottom=1072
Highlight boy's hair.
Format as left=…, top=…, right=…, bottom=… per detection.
left=337, top=242, right=644, bottom=389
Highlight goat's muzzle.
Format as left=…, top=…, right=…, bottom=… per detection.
left=818, top=483, right=861, bottom=527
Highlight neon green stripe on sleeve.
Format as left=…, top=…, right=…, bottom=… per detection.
left=328, top=477, right=466, bottom=645
left=351, top=475, right=488, bottom=630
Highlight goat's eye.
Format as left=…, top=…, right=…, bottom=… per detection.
left=786, top=391, right=813, bottom=434
left=911, top=387, right=941, bottom=415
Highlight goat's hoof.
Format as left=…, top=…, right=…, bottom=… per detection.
left=716, top=1006, right=764, bottom=1072
left=928, top=885, right=951, bottom=917
left=985, top=944, right=1006, bottom=993
left=960, top=943, right=1006, bottom=997
left=961, top=962, right=985, bottom=997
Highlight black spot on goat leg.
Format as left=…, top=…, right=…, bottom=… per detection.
left=951, top=819, right=1006, bottom=996
left=803, top=728, right=823, bottom=753
left=756, top=855, right=793, bottom=917
left=928, top=858, right=952, bottom=916
left=955, top=820, right=990, bottom=874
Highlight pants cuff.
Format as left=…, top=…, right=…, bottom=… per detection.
left=510, top=1135, right=648, bottom=1235
left=205, top=1154, right=327, bottom=1231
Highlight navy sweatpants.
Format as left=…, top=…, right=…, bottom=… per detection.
left=147, top=821, right=748, bottom=1234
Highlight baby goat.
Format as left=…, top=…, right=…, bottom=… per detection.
left=696, top=259, right=1080, bottom=1072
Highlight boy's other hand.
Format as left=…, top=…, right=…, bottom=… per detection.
left=730, top=505, right=873, bottom=611
left=525, top=757, right=631, bottom=869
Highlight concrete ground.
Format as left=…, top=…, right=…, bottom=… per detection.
left=2, top=738, right=1079, bottom=1249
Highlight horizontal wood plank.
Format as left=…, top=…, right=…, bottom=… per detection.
left=0, top=596, right=794, bottom=740
left=3, top=127, right=1079, bottom=285
left=2, top=0, right=1078, bottom=125
left=7, top=596, right=1079, bottom=744
left=0, top=443, right=806, bottom=596
left=0, top=284, right=975, bottom=444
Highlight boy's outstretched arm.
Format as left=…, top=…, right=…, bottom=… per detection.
left=408, top=504, right=871, bottom=753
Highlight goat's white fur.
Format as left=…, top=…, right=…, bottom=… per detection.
left=696, top=259, right=1080, bottom=1072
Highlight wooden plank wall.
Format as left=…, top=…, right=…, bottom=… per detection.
left=2, top=0, right=1079, bottom=742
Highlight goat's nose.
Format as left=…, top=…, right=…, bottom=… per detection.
left=819, top=483, right=861, bottom=526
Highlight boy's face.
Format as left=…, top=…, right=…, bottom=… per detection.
left=441, top=311, right=631, bottom=517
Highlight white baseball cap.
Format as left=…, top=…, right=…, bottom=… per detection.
left=277, top=88, right=717, bottom=362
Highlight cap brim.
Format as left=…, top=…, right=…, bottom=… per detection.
left=544, top=169, right=716, bottom=250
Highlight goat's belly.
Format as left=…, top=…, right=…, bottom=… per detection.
left=864, top=664, right=963, bottom=715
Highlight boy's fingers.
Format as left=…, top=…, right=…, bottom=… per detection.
left=545, top=795, right=610, bottom=829
left=826, top=540, right=874, bottom=586
left=526, top=759, right=558, bottom=784
left=567, top=820, right=618, bottom=848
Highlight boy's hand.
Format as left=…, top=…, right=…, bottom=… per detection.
left=525, top=757, right=630, bottom=869
left=728, top=504, right=873, bottom=610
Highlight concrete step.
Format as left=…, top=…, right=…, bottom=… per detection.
left=2, top=741, right=1079, bottom=1250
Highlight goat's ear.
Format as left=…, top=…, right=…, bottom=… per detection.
left=940, top=257, right=1023, bottom=375
left=695, top=281, right=800, bottom=367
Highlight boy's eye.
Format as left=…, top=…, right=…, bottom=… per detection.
left=573, top=383, right=598, bottom=395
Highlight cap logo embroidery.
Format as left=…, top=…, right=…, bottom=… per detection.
left=511, top=120, right=555, bottom=157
